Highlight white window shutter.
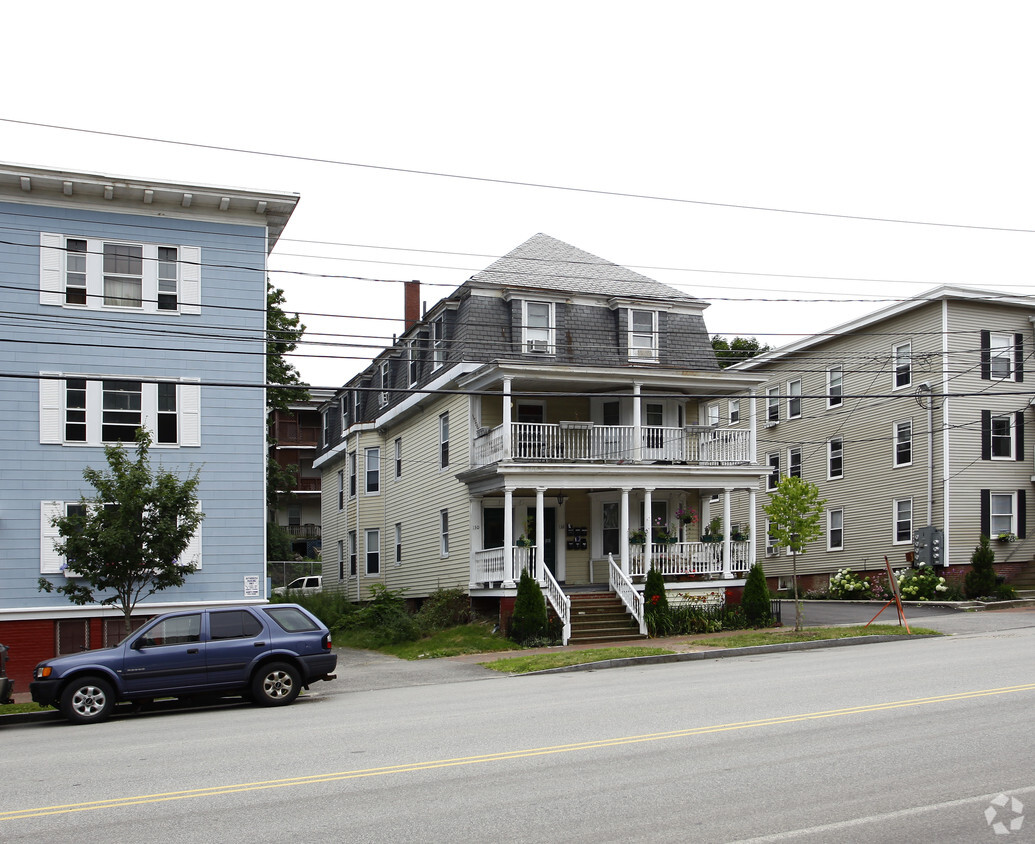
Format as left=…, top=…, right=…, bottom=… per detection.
left=40, top=233, right=65, bottom=306
left=180, top=246, right=201, bottom=314
left=181, top=504, right=202, bottom=570
left=40, top=501, right=65, bottom=574
left=180, top=381, right=201, bottom=446
left=39, top=374, right=64, bottom=444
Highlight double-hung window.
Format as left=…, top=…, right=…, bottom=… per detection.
left=394, top=438, right=402, bottom=479
left=893, top=342, right=912, bottom=389
left=728, top=399, right=740, bottom=425
left=348, top=452, right=357, bottom=498
left=378, top=362, right=390, bottom=407
left=395, top=523, right=403, bottom=565
left=828, top=438, right=844, bottom=479
left=982, top=331, right=1023, bottom=382
left=348, top=530, right=357, bottom=576
left=787, top=380, right=802, bottom=419
left=337, top=539, right=344, bottom=580
left=828, top=366, right=843, bottom=408
left=365, top=529, right=380, bottom=575
left=706, top=403, right=720, bottom=427
left=828, top=508, right=844, bottom=551
left=766, top=387, right=780, bottom=423
left=432, top=317, right=446, bottom=369
left=41, top=375, right=199, bottom=447
left=628, top=310, right=658, bottom=361
left=982, top=490, right=1025, bottom=539
left=982, top=410, right=1023, bottom=461
left=894, top=420, right=912, bottom=467
left=41, top=233, right=200, bottom=314
left=365, top=447, right=380, bottom=494
left=788, top=447, right=802, bottom=479
left=991, top=414, right=1014, bottom=459
left=893, top=498, right=912, bottom=544
left=439, top=413, right=450, bottom=468
left=767, top=452, right=780, bottom=491
left=440, top=509, right=449, bottom=556
left=524, top=301, right=554, bottom=354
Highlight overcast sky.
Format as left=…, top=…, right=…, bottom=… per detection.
left=3, top=1, right=1034, bottom=389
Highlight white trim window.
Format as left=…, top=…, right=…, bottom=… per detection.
left=348, top=451, right=357, bottom=499
left=378, top=361, right=390, bottom=408
left=432, top=316, right=446, bottom=370
left=989, top=492, right=1018, bottom=536
left=439, top=412, right=450, bottom=469
left=766, top=452, right=780, bottom=492
left=786, top=379, right=802, bottom=419
left=394, top=522, right=403, bottom=565
left=440, top=509, right=449, bottom=557
left=365, top=447, right=380, bottom=495
left=337, top=539, right=344, bottom=580
left=40, top=233, right=200, bottom=314
left=523, top=300, right=555, bottom=354
left=827, top=366, right=843, bottom=408
left=728, top=398, right=740, bottom=425
left=348, top=530, right=357, bottom=576
left=40, top=375, right=200, bottom=447
left=893, top=342, right=912, bottom=390
left=894, top=420, right=912, bottom=467
left=766, top=386, right=780, bottom=423
left=394, top=437, right=402, bottom=479
left=893, top=498, right=912, bottom=544
left=988, top=332, right=1018, bottom=380
left=365, top=528, right=380, bottom=575
left=828, top=437, right=844, bottom=480
left=628, top=309, right=658, bottom=361
left=337, top=469, right=344, bottom=510
left=706, top=402, right=720, bottom=428
left=340, top=392, right=350, bottom=433
left=407, top=340, right=420, bottom=386
left=990, top=414, right=1015, bottom=460
left=788, top=447, right=802, bottom=479
left=765, top=519, right=779, bottom=556
left=828, top=508, right=844, bottom=551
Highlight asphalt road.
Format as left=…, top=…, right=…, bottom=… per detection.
left=3, top=608, right=1033, bottom=843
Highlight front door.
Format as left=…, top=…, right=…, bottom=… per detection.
left=528, top=507, right=558, bottom=579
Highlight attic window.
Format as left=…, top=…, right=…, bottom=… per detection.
left=523, top=301, right=554, bottom=354
left=628, top=309, right=657, bottom=361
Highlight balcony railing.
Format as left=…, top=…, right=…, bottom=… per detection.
left=285, top=524, right=321, bottom=539
left=628, top=541, right=751, bottom=578
left=472, top=423, right=751, bottom=467
left=471, top=546, right=536, bottom=584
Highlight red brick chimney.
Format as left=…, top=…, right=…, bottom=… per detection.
left=404, top=280, right=420, bottom=331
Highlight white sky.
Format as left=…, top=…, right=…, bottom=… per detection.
left=3, top=1, right=1034, bottom=389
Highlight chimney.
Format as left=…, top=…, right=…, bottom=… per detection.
left=404, top=280, right=420, bottom=331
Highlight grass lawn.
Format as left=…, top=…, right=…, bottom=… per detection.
left=482, top=647, right=675, bottom=674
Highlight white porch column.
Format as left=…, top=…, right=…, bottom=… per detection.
left=722, top=488, right=733, bottom=578
left=469, top=497, right=482, bottom=589
left=632, top=382, right=643, bottom=462
left=620, top=487, right=631, bottom=576
left=748, top=488, right=757, bottom=570
left=503, top=486, right=515, bottom=586
left=502, top=377, right=513, bottom=460
left=701, top=496, right=712, bottom=531
left=535, top=486, right=546, bottom=582
left=643, top=487, right=653, bottom=572
left=749, top=389, right=757, bottom=464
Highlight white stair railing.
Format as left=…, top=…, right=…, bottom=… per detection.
left=608, top=554, right=646, bottom=636
left=541, top=566, right=571, bottom=645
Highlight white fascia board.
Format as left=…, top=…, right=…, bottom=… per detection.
left=312, top=423, right=376, bottom=469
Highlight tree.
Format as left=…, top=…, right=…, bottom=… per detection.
left=741, top=562, right=772, bottom=626
left=38, top=429, right=203, bottom=626
left=711, top=335, right=771, bottom=368
left=964, top=535, right=997, bottom=599
left=509, top=570, right=548, bottom=644
left=763, top=476, right=826, bottom=631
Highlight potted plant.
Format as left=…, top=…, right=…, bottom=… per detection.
left=997, top=532, right=1017, bottom=544
left=629, top=527, right=647, bottom=545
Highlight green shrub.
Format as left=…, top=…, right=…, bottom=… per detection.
left=415, top=587, right=472, bottom=632
left=994, top=583, right=1018, bottom=601
left=643, top=567, right=670, bottom=635
left=741, top=563, right=772, bottom=625
left=829, top=567, right=873, bottom=600
left=353, top=584, right=421, bottom=644
left=897, top=565, right=949, bottom=601
left=965, top=535, right=997, bottom=599
left=509, top=571, right=548, bottom=644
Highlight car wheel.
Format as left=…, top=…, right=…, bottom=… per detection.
left=60, top=676, right=115, bottom=724
left=251, top=662, right=301, bottom=707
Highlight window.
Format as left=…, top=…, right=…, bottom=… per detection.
left=395, top=523, right=402, bottom=565
left=41, top=376, right=200, bottom=447
left=982, top=410, right=1023, bottom=462
left=991, top=414, right=1014, bottom=459
left=340, top=391, right=351, bottom=432
left=893, top=342, right=911, bottom=389
left=523, top=300, right=554, bottom=353
left=348, top=530, right=357, bottom=576
left=828, top=508, right=844, bottom=551
left=894, top=421, right=912, bottom=467
left=728, top=399, right=740, bottom=425
left=828, top=366, right=843, bottom=408
left=706, top=403, right=720, bottom=427
left=407, top=340, right=420, bottom=386
left=41, top=234, right=199, bottom=314
left=394, top=438, right=402, bottom=479
left=628, top=309, right=658, bottom=360
left=365, top=528, right=380, bottom=575
left=440, top=509, right=449, bottom=556
left=894, top=498, right=912, bottom=544
left=982, top=490, right=1025, bottom=538
left=787, top=379, right=802, bottom=419
left=766, top=387, right=780, bottom=423
left=337, top=469, right=344, bottom=510
left=788, top=447, right=802, bottom=479
left=322, top=408, right=330, bottom=448
left=828, top=438, right=844, bottom=479
left=765, top=519, right=778, bottom=556
left=210, top=610, right=263, bottom=641
left=432, top=316, right=445, bottom=369
left=338, top=539, right=344, bottom=580
left=601, top=502, right=620, bottom=556
left=767, top=452, right=780, bottom=491
left=348, top=452, right=357, bottom=498
left=365, top=447, right=380, bottom=494
left=378, top=361, right=390, bottom=407
left=439, top=413, right=450, bottom=468
left=982, top=331, right=1023, bottom=382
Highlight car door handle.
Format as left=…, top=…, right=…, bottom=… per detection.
left=187, top=648, right=199, bottom=654
left=254, top=642, right=267, bottom=647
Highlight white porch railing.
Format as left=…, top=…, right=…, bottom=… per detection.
left=609, top=554, right=646, bottom=636
left=541, top=565, right=571, bottom=645
left=471, top=546, right=535, bottom=585
left=472, top=423, right=750, bottom=467
left=628, top=541, right=752, bottom=578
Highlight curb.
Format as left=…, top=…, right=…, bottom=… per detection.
left=521, top=634, right=938, bottom=676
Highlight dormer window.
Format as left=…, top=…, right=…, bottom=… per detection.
left=523, top=301, right=554, bottom=354
left=628, top=309, right=658, bottom=361
left=432, top=317, right=445, bottom=370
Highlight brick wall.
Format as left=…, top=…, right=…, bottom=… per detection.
left=0, top=620, right=55, bottom=691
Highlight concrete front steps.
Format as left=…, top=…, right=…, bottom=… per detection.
left=566, top=591, right=646, bottom=644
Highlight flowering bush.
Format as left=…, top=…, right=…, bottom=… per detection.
left=896, top=565, right=948, bottom=601
left=829, top=567, right=873, bottom=599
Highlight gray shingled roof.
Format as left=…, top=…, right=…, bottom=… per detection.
left=469, top=233, right=699, bottom=302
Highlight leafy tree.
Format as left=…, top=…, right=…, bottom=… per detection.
left=711, top=335, right=772, bottom=368
left=741, top=562, right=772, bottom=626
left=964, top=535, right=997, bottom=599
left=38, top=430, right=203, bottom=626
left=763, top=476, right=826, bottom=631
left=509, top=570, right=548, bottom=644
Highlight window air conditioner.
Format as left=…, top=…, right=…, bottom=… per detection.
left=527, top=339, right=549, bottom=353
left=378, top=391, right=389, bottom=407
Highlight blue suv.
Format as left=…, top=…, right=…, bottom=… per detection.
left=30, top=604, right=337, bottom=724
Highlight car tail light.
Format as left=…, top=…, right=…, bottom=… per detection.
left=322, top=633, right=332, bottom=650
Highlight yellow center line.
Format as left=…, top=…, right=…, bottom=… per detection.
left=5, top=681, right=1034, bottom=821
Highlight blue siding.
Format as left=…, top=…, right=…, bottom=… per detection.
left=0, top=199, right=268, bottom=610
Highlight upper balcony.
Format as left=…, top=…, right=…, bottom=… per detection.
left=472, top=422, right=750, bottom=467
